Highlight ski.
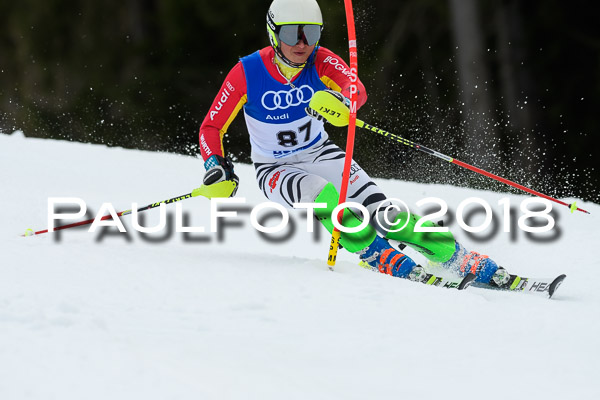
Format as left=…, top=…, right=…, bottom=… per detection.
left=474, top=274, right=567, bottom=299
left=407, top=273, right=476, bottom=290
left=419, top=271, right=476, bottom=290
left=359, top=261, right=475, bottom=290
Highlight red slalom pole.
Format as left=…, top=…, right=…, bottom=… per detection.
left=326, top=0, right=359, bottom=269
left=357, top=120, right=590, bottom=215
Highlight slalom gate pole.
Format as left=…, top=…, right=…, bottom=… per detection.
left=326, top=0, right=359, bottom=269
left=309, top=89, right=590, bottom=215
left=21, top=181, right=237, bottom=237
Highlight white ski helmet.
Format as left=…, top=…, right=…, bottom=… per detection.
left=266, top=0, right=323, bottom=66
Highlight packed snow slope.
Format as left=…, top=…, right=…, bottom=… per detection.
left=1, top=132, right=599, bottom=400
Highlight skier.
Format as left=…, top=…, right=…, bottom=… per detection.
left=198, top=0, right=512, bottom=288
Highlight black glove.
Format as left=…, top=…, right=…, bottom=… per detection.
left=305, top=89, right=351, bottom=122
left=203, top=155, right=239, bottom=197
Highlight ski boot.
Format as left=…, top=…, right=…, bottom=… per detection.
left=437, top=241, right=501, bottom=284
left=357, top=235, right=417, bottom=278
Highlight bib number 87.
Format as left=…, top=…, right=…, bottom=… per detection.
left=276, top=121, right=312, bottom=147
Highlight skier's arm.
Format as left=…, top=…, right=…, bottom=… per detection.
left=314, top=47, right=367, bottom=109
left=198, top=62, right=248, bottom=160
left=198, top=62, right=247, bottom=197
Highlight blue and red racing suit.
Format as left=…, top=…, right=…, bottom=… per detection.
left=199, top=45, right=387, bottom=234
left=199, top=46, right=367, bottom=161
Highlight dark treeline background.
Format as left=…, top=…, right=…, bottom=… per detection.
left=1, top=0, right=598, bottom=203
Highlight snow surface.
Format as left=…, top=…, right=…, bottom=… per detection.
left=1, top=131, right=599, bottom=400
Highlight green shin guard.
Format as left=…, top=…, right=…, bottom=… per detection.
left=383, top=212, right=456, bottom=263
left=314, top=183, right=376, bottom=253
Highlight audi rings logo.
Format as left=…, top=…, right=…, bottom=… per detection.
left=261, top=85, right=315, bottom=111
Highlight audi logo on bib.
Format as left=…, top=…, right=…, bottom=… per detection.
left=261, top=85, right=315, bottom=111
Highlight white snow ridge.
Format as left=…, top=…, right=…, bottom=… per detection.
left=1, top=133, right=599, bottom=400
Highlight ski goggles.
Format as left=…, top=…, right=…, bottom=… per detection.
left=277, top=24, right=322, bottom=46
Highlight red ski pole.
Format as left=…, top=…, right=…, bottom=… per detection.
left=358, top=120, right=590, bottom=215
left=308, top=92, right=590, bottom=215
left=22, top=181, right=237, bottom=237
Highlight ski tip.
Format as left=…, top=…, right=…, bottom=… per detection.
left=458, top=273, right=477, bottom=290
left=548, top=274, right=567, bottom=298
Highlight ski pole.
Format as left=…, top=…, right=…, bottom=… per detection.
left=22, top=180, right=237, bottom=237
left=308, top=91, right=590, bottom=215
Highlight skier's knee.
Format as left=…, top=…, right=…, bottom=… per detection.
left=314, top=183, right=376, bottom=253
left=381, top=211, right=456, bottom=263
